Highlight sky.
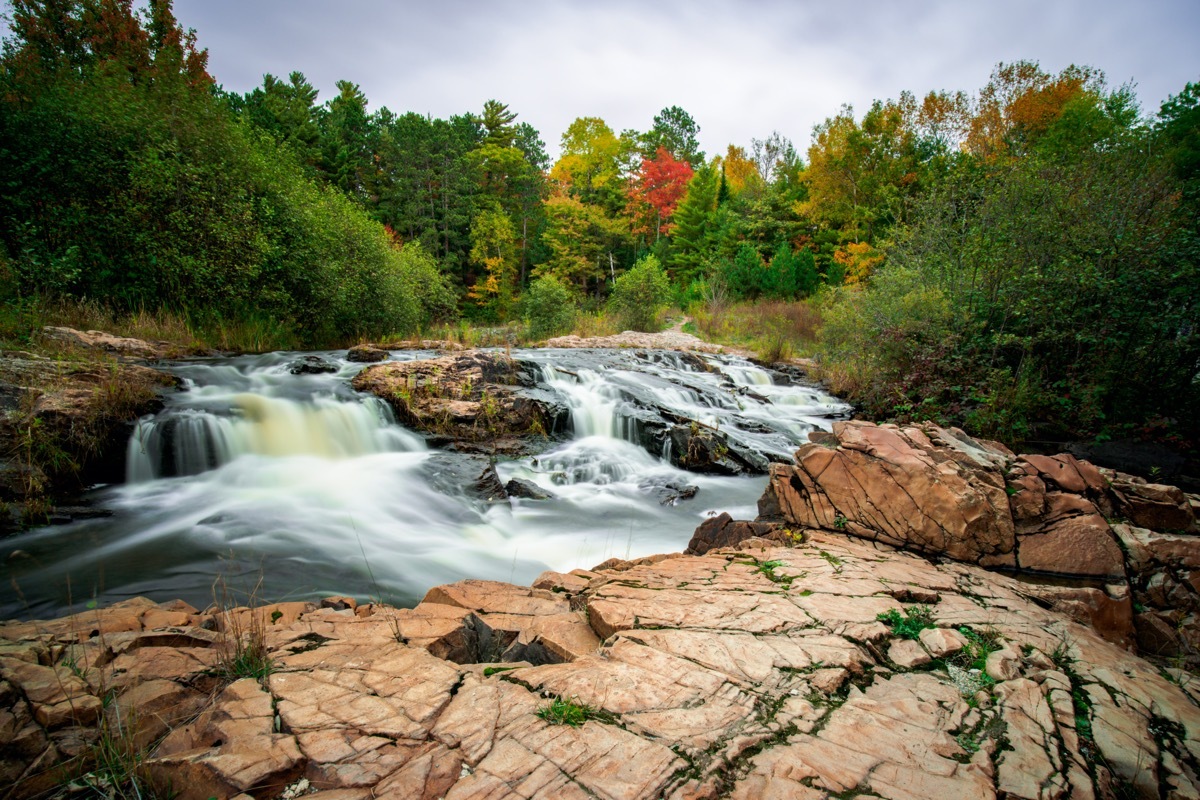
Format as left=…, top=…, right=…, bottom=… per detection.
left=7, top=1, right=1200, bottom=161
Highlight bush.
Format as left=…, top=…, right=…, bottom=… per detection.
left=521, top=276, right=577, bottom=339
left=609, top=254, right=671, bottom=332
left=817, top=266, right=960, bottom=413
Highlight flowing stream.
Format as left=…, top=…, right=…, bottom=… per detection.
left=1, top=348, right=850, bottom=619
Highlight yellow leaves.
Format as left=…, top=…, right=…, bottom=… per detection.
left=466, top=272, right=502, bottom=301
left=833, top=241, right=884, bottom=285
left=722, top=145, right=759, bottom=194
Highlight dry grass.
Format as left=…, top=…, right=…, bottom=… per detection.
left=688, top=299, right=823, bottom=361
left=1, top=294, right=300, bottom=354
left=570, top=311, right=623, bottom=339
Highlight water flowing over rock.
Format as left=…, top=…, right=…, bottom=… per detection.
left=4, top=530, right=1200, bottom=799
left=288, top=355, right=340, bottom=375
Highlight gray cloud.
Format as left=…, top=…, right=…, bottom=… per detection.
left=7, top=0, right=1198, bottom=160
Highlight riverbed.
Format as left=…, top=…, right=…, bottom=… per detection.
left=1, top=348, right=850, bottom=619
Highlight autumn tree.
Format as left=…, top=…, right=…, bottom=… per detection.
left=551, top=117, right=624, bottom=211
left=627, top=147, right=694, bottom=243
left=965, top=61, right=1104, bottom=159
left=537, top=194, right=627, bottom=294
left=467, top=209, right=518, bottom=320
left=721, top=145, right=760, bottom=195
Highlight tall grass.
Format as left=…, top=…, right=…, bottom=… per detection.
left=688, top=299, right=823, bottom=361
left=0, top=294, right=302, bottom=354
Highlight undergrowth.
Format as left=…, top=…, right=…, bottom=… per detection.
left=876, top=605, right=936, bottom=640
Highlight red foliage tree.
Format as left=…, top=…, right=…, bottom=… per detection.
left=627, top=147, right=694, bottom=240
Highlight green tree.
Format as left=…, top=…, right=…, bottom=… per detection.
left=239, top=71, right=323, bottom=173
left=521, top=275, right=576, bottom=338
left=642, top=105, right=705, bottom=168
left=609, top=254, right=670, bottom=331
left=320, top=80, right=373, bottom=199
left=667, top=164, right=720, bottom=281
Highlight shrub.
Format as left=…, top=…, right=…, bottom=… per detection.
left=609, top=254, right=670, bottom=332
left=521, top=276, right=577, bottom=339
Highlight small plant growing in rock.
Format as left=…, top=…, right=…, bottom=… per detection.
left=752, top=559, right=794, bottom=589
left=876, top=605, right=936, bottom=640
left=536, top=697, right=605, bottom=727
left=833, top=514, right=847, bottom=530
left=211, top=573, right=275, bottom=684
left=817, top=549, right=844, bottom=574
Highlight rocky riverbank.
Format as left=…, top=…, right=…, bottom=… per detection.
left=4, top=423, right=1200, bottom=798
left=4, top=528, right=1198, bottom=799
left=0, top=329, right=179, bottom=530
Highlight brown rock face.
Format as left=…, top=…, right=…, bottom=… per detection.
left=1016, top=513, right=1125, bottom=579
left=763, top=421, right=1016, bottom=563
left=5, top=533, right=1200, bottom=799
left=1114, top=481, right=1196, bottom=531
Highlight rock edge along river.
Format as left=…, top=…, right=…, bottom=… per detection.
left=1, top=347, right=850, bottom=619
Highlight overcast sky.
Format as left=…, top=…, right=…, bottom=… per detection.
left=8, top=1, right=1200, bottom=160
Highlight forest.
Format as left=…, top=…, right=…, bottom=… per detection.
left=0, top=0, right=1197, bottom=448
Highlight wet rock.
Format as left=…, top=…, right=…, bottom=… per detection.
left=637, top=477, right=698, bottom=506
left=666, top=425, right=758, bottom=475
left=1135, top=611, right=1182, bottom=655
left=505, top=477, right=555, bottom=500
left=1019, top=583, right=1135, bottom=650
left=289, top=355, right=340, bottom=375
left=346, top=344, right=389, bottom=363
left=426, top=454, right=508, bottom=504
left=685, top=512, right=792, bottom=555
left=352, top=352, right=559, bottom=450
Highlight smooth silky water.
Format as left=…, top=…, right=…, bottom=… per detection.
left=0, top=348, right=850, bottom=619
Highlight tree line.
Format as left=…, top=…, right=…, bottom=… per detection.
left=1, top=0, right=1196, bottom=443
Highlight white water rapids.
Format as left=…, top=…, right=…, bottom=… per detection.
left=1, top=348, right=850, bottom=618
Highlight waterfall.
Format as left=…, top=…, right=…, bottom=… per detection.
left=540, top=365, right=638, bottom=442
left=127, top=393, right=422, bottom=481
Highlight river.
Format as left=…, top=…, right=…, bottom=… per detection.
left=0, top=348, right=850, bottom=619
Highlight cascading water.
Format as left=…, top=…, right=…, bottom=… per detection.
left=127, top=393, right=418, bottom=481
left=0, top=347, right=851, bottom=620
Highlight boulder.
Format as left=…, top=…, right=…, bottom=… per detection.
left=288, top=355, right=339, bottom=375
left=685, top=512, right=794, bottom=555
left=636, top=477, right=698, bottom=506
left=346, top=344, right=389, bottom=363
left=762, top=421, right=1016, bottom=564
left=505, top=477, right=555, bottom=500
left=352, top=352, right=560, bottom=451
left=41, top=326, right=169, bottom=359
left=666, top=425, right=761, bottom=476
